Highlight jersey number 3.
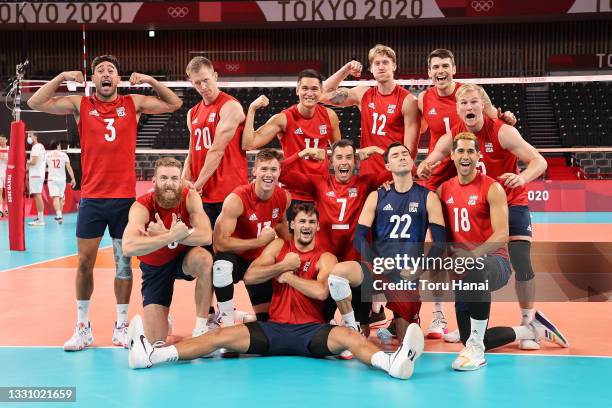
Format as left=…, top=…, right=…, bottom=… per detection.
left=104, top=118, right=116, bottom=142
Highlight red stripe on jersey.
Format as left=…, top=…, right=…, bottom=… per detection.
left=421, top=83, right=463, bottom=190
left=454, top=116, right=528, bottom=206
left=359, top=85, right=412, bottom=175
left=78, top=95, right=137, bottom=198
left=280, top=104, right=333, bottom=201
left=189, top=92, right=248, bottom=203
left=231, top=183, right=288, bottom=261
left=269, top=240, right=326, bottom=324
left=137, top=188, right=192, bottom=266
left=439, top=173, right=508, bottom=259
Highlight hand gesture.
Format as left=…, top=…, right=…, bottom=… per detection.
left=497, top=108, right=517, bottom=126
left=147, top=213, right=169, bottom=236
left=258, top=226, right=277, bottom=246
left=129, top=72, right=154, bottom=86
left=62, top=71, right=84, bottom=83
left=417, top=160, right=441, bottom=179
left=299, top=148, right=326, bottom=161
left=249, top=95, right=269, bottom=111
left=282, top=252, right=301, bottom=271
left=277, top=271, right=293, bottom=284
left=344, top=60, right=363, bottom=78
left=498, top=173, right=525, bottom=189
left=170, top=213, right=192, bottom=242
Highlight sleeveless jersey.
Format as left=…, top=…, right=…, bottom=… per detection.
left=231, top=183, right=288, bottom=261
left=29, top=143, right=46, bottom=179
left=137, top=188, right=192, bottom=266
left=453, top=116, right=528, bottom=206
left=189, top=91, right=248, bottom=203
left=421, top=83, right=462, bottom=190
left=78, top=94, right=137, bottom=198
left=439, top=173, right=508, bottom=258
left=360, top=85, right=412, bottom=175
left=46, top=150, right=70, bottom=181
left=269, top=240, right=326, bottom=324
left=280, top=104, right=333, bottom=201
left=373, top=183, right=430, bottom=260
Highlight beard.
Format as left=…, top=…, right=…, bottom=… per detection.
left=155, top=185, right=182, bottom=208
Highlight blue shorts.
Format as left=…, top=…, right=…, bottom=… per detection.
left=76, top=198, right=134, bottom=239
left=140, top=250, right=195, bottom=307
left=202, top=202, right=223, bottom=230
left=509, top=205, right=532, bottom=237
left=246, top=321, right=333, bottom=357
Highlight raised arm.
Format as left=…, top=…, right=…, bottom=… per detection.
left=320, top=61, right=367, bottom=107
left=27, top=71, right=82, bottom=116
left=403, top=94, right=421, bottom=160
left=243, top=238, right=301, bottom=285
left=193, top=100, right=245, bottom=191
left=278, top=148, right=323, bottom=194
left=213, top=193, right=276, bottom=253
left=129, top=73, right=182, bottom=114
left=497, top=125, right=547, bottom=188
left=279, top=252, right=337, bottom=301
left=242, top=95, right=286, bottom=150
left=180, top=189, right=212, bottom=246
left=121, top=202, right=192, bottom=257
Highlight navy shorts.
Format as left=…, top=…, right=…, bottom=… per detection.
left=202, top=202, right=223, bottom=230
left=455, top=255, right=512, bottom=312
left=509, top=205, right=532, bottom=237
left=245, top=321, right=334, bottom=357
left=76, top=198, right=134, bottom=239
left=140, top=250, right=195, bottom=307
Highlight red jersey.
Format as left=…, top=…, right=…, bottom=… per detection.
left=280, top=153, right=391, bottom=261
left=189, top=92, right=248, bottom=203
left=359, top=85, right=412, bottom=175
left=439, top=173, right=508, bottom=259
left=231, top=183, right=288, bottom=261
left=420, top=83, right=462, bottom=190
left=269, top=240, right=327, bottom=324
left=453, top=116, right=528, bottom=206
left=279, top=104, right=333, bottom=201
left=137, top=188, right=192, bottom=266
left=78, top=94, right=137, bottom=198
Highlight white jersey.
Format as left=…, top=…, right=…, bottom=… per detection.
left=46, top=150, right=70, bottom=181
left=0, top=146, right=8, bottom=173
left=29, top=143, right=46, bottom=178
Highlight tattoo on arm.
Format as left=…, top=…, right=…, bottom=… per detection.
left=329, top=89, right=349, bottom=105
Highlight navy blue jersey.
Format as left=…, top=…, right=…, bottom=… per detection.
left=373, top=183, right=430, bottom=260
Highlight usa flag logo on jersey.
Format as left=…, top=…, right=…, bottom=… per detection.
left=468, top=195, right=478, bottom=205
left=348, top=188, right=357, bottom=198
left=272, top=208, right=279, bottom=219
left=485, top=142, right=494, bottom=153
left=387, top=104, right=396, bottom=114
left=319, top=125, right=327, bottom=135
left=409, top=202, right=419, bottom=213
left=116, top=107, right=126, bottom=117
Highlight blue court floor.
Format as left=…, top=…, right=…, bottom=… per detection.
left=0, top=347, right=609, bottom=408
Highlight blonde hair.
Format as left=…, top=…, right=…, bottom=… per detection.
left=368, top=44, right=397, bottom=65
left=154, top=157, right=182, bottom=174
left=453, top=132, right=480, bottom=152
left=186, top=56, right=214, bottom=76
left=455, top=83, right=492, bottom=107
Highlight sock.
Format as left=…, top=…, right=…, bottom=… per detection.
left=433, top=298, right=444, bottom=316
left=513, top=325, right=536, bottom=340
left=217, top=300, right=235, bottom=327
left=56, top=210, right=62, bottom=218
left=341, top=311, right=357, bottom=329
left=195, top=317, right=208, bottom=331
left=371, top=351, right=391, bottom=372
left=37, top=211, right=43, bottom=220
left=116, top=304, right=128, bottom=325
left=521, top=308, right=535, bottom=325
left=150, top=345, right=179, bottom=365
left=76, top=300, right=90, bottom=324
left=469, top=318, right=488, bottom=345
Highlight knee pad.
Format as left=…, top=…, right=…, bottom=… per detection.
left=112, top=239, right=132, bottom=280
left=508, top=240, right=534, bottom=282
left=328, top=274, right=351, bottom=301
left=212, top=259, right=234, bottom=288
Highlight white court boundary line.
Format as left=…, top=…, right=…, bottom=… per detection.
left=0, top=245, right=112, bottom=274
left=0, top=345, right=609, bottom=359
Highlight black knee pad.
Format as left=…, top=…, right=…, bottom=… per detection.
left=509, top=240, right=534, bottom=281
left=245, top=322, right=269, bottom=354
left=308, top=324, right=334, bottom=358
left=246, top=282, right=272, bottom=307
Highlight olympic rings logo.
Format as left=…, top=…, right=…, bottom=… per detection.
left=168, top=6, right=189, bottom=18
left=225, top=64, right=241, bottom=72
left=471, top=0, right=494, bottom=12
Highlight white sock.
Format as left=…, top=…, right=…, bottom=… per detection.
left=513, top=325, right=536, bottom=340
left=150, top=345, right=179, bottom=365
left=520, top=308, right=535, bottom=325
left=116, top=304, right=128, bottom=325
left=469, top=318, right=488, bottom=345
left=195, top=317, right=208, bottom=331
left=56, top=210, right=62, bottom=218
left=371, top=351, right=391, bottom=372
left=341, top=311, right=357, bottom=328
left=37, top=211, right=43, bottom=220
left=217, top=300, right=235, bottom=327
left=433, top=298, right=444, bottom=316
left=76, top=300, right=90, bottom=324
left=372, top=301, right=384, bottom=313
